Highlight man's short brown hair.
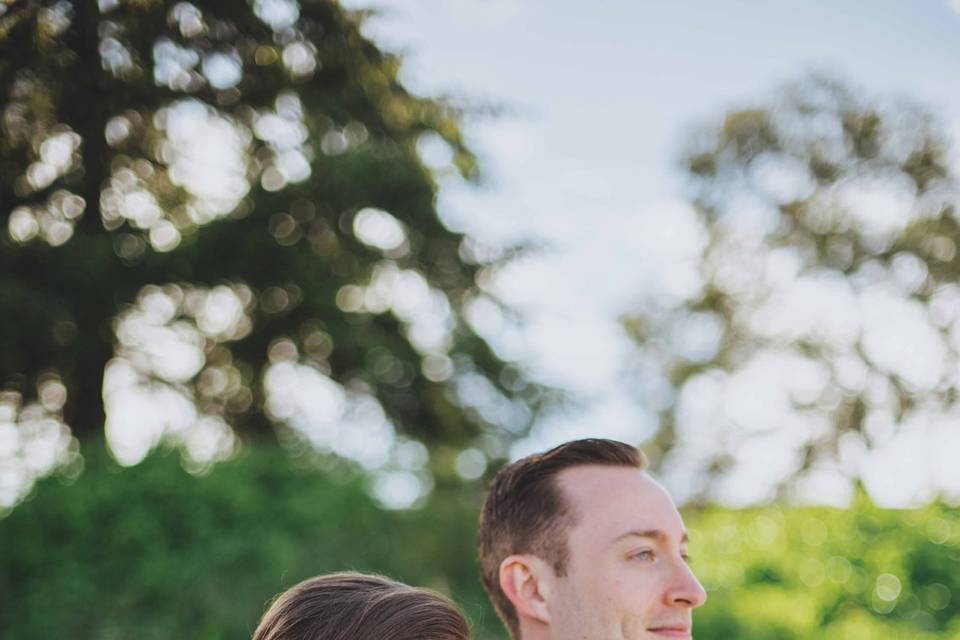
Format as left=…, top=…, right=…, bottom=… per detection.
left=252, top=572, right=470, bottom=640
left=477, top=438, right=647, bottom=639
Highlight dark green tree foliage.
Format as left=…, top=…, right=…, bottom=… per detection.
left=0, top=1, right=533, bottom=462
left=624, top=76, right=960, bottom=498
left=1, top=447, right=957, bottom=639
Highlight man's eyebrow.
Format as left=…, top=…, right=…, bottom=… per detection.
left=611, top=529, right=690, bottom=546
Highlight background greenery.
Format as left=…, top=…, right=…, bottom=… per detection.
left=1, top=449, right=957, bottom=640
left=3, top=1, right=960, bottom=638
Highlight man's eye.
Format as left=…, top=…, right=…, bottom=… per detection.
left=631, top=550, right=655, bottom=561
left=681, top=554, right=693, bottom=564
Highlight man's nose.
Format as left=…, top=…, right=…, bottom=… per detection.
left=665, top=561, right=707, bottom=608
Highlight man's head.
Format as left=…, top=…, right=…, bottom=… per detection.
left=478, top=439, right=706, bottom=640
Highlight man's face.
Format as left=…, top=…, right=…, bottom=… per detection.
left=543, top=466, right=706, bottom=640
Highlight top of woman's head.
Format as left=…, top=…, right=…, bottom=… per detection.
left=252, top=572, right=470, bottom=640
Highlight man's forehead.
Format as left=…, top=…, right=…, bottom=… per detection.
left=555, top=464, right=686, bottom=536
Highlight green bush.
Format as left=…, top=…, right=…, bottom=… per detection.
left=689, top=497, right=960, bottom=639
left=2, top=447, right=958, bottom=639
left=0, top=446, right=494, bottom=640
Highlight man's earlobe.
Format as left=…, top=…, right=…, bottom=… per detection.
left=499, top=555, right=552, bottom=625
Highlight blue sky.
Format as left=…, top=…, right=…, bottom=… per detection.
left=351, top=0, right=960, bottom=217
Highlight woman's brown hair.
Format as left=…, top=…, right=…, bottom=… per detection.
left=252, top=572, right=470, bottom=640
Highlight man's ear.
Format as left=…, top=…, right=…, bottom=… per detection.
left=498, top=555, right=553, bottom=625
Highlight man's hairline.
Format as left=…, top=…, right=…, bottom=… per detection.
left=551, top=462, right=652, bottom=518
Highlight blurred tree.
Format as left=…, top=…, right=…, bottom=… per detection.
left=0, top=0, right=538, bottom=489
left=624, top=75, right=959, bottom=502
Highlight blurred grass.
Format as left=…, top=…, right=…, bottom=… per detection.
left=1, top=446, right=957, bottom=639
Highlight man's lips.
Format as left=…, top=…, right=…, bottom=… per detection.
left=647, top=624, right=692, bottom=637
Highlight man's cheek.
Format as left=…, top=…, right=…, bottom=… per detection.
left=619, top=612, right=652, bottom=640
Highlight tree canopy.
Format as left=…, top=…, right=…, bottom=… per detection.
left=0, top=0, right=540, bottom=502
left=624, top=75, right=960, bottom=504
